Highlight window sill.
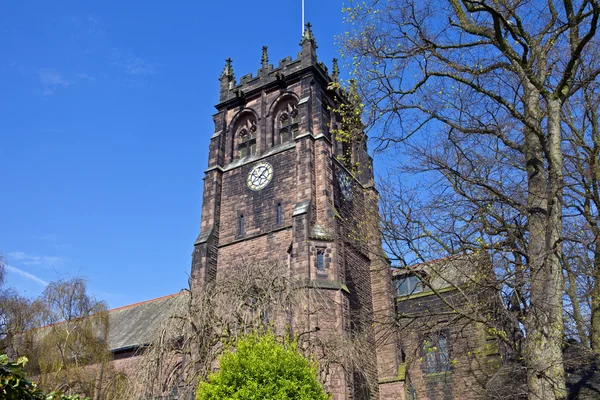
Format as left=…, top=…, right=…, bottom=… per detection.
left=425, top=370, right=452, bottom=378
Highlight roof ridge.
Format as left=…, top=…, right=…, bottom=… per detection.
left=392, top=254, right=466, bottom=273
left=108, top=291, right=187, bottom=313
left=26, top=291, right=188, bottom=333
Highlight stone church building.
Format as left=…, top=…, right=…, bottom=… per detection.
left=26, top=24, right=600, bottom=400
left=91, top=24, right=513, bottom=400
left=21, top=24, right=600, bottom=400
left=94, top=24, right=505, bottom=400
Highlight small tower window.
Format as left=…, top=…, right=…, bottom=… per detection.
left=276, top=202, right=283, bottom=226
left=236, top=118, right=257, bottom=159
left=238, top=214, right=245, bottom=237
left=278, top=103, right=299, bottom=144
left=316, top=249, right=325, bottom=271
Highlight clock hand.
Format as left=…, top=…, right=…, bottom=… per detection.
left=259, top=169, right=269, bottom=182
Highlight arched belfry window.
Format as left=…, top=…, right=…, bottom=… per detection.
left=276, top=102, right=299, bottom=144
left=236, top=117, right=257, bottom=159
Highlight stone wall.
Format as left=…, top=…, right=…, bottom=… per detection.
left=396, top=291, right=501, bottom=400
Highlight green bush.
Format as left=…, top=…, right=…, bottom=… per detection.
left=0, top=354, right=44, bottom=400
left=196, top=332, right=330, bottom=400
left=0, top=355, right=89, bottom=400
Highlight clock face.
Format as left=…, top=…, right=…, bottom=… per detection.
left=247, top=162, right=274, bottom=191
left=338, top=170, right=352, bottom=199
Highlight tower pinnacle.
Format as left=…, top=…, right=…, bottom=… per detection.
left=220, top=58, right=234, bottom=79
left=219, top=58, right=235, bottom=102
left=261, top=46, right=269, bottom=68
left=332, top=58, right=339, bottom=82
left=300, top=22, right=317, bottom=48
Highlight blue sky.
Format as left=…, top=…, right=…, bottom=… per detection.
left=0, top=1, right=346, bottom=308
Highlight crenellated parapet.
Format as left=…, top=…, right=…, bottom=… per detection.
left=217, top=23, right=335, bottom=106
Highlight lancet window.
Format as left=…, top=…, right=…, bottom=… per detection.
left=276, top=102, right=299, bottom=144
left=236, top=118, right=257, bottom=158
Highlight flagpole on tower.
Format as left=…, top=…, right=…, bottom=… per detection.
left=302, top=0, right=305, bottom=34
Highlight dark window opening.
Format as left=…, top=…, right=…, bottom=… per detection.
left=238, top=214, right=245, bottom=237
left=237, top=120, right=257, bottom=159
left=316, top=249, right=325, bottom=270
left=424, top=331, right=451, bottom=374
left=322, top=104, right=331, bottom=137
left=260, top=308, right=270, bottom=325
left=341, top=140, right=351, bottom=164
left=278, top=104, right=299, bottom=143
left=276, top=203, right=283, bottom=226
left=394, top=274, right=425, bottom=296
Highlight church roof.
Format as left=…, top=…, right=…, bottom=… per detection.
left=23, top=291, right=188, bottom=354
left=107, top=291, right=187, bottom=352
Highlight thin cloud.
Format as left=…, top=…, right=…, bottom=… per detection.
left=40, top=88, right=56, bottom=96
left=7, top=59, right=27, bottom=76
left=6, top=265, right=48, bottom=287
left=76, top=73, right=95, bottom=81
left=38, top=69, right=71, bottom=96
left=71, top=16, right=81, bottom=28
left=31, top=233, right=71, bottom=250
left=69, top=15, right=103, bottom=38
left=7, top=251, right=66, bottom=267
left=110, top=49, right=159, bottom=76
left=34, top=234, right=63, bottom=241
left=39, top=70, right=70, bottom=87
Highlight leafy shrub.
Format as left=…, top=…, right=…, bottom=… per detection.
left=0, top=354, right=44, bottom=400
left=0, top=355, right=89, bottom=400
left=196, top=332, right=330, bottom=400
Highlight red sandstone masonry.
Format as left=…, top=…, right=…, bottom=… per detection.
left=191, top=34, right=404, bottom=400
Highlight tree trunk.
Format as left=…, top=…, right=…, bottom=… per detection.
left=591, top=236, right=600, bottom=352
left=525, top=94, right=566, bottom=400
left=564, top=256, right=590, bottom=347
left=94, top=362, right=104, bottom=400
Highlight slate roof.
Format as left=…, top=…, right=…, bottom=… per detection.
left=107, top=291, right=188, bottom=352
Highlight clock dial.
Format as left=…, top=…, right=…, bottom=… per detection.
left=247, top=162, right=273, bottom=191
left=337, top=170, right=352, bottom=200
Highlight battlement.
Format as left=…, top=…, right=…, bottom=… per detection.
left=218, top=23, right=337, bottom=105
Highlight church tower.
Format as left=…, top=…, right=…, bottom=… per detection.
left=191, top=25, right=405, bottom=400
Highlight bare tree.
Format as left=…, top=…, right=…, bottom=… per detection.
left=0, top=253, right=5, bottom=287
left=342, top=0, right=600, bottom=398
left=32, top=278, right=111, bottom=399
left=127, top=262, right=374, bottom=400
left=0, top=254, right=113, bottom=399
left=563, top=79, right=600, bottom=351
left=0, top=254, right=45, bottom=360
left=0, top=289, right=44, bottom=359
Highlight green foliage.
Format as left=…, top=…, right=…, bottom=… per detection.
left=0, top=355, right=89, bottom=400
left=0, top=354, right=44, bottom=400
left=35, top=278, right=110, bottom=397
left=328, top=79, right=366, bottom=174
left=196, top=332, right=330, bottom=400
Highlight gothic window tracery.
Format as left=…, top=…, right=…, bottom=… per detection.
left=236, top=117, right=257, bottom=159
left=276, top=102, right=299, bottom=144
left=423, top=330, right=451, bottom=374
